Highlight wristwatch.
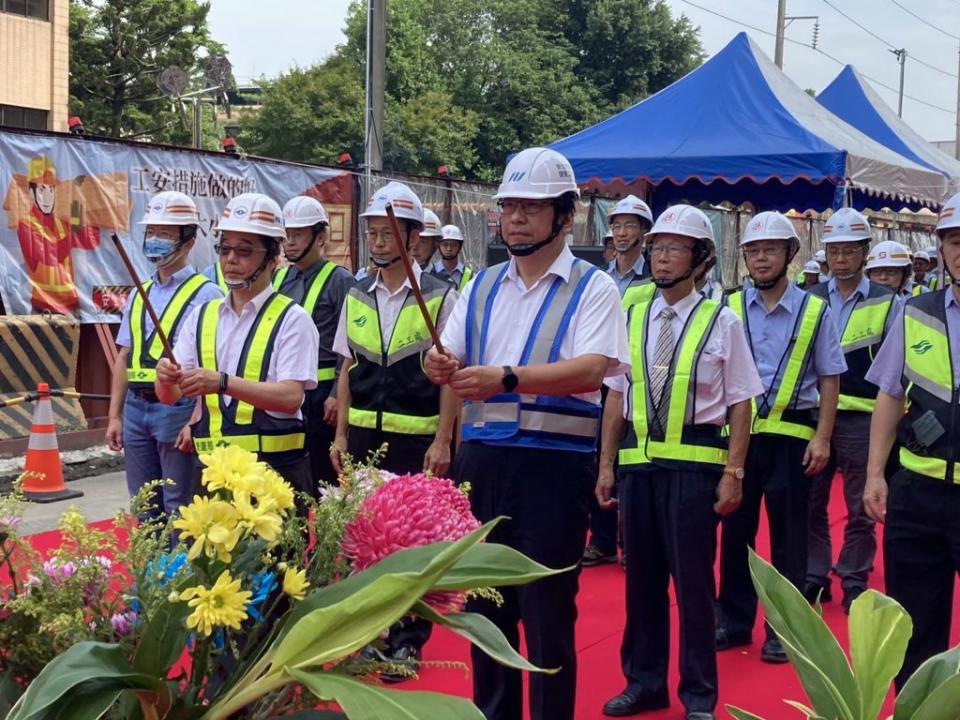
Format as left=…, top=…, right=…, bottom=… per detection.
left=723, top=466, right=745, bottom=480
left=501, top=366, right=519, bottom=393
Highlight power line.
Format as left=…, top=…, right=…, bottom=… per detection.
left=888, top=0, right=958, bottom=39
left=675, top=0, right=955, bottom=115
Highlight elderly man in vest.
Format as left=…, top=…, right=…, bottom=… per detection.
left=107, top=191, right=222, bottom=521
left=865, top=191, right=960, bottom=688
left=805, top=208, right=897, bottom=613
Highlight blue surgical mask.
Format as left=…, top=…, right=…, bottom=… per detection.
left=143, top=235, right=179, bottom=266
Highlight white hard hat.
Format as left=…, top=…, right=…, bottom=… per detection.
left=646, top=205, right=715, bottom=244
left=822, top=208, right=872, bottom=244
left=936, top=191, right=960, bottom=235
left=441, top=224, right=464, bottom=242
left=814, top=249, right=826, bottom=263
left=139, top=191, right=199, bottom=226
left=740, top=211, right=798, bottom=246
left=866, top=240, right=912, bottom=270
left=421, top=209, right=443, bottom=237
left=803, top=260, right=821, bottom=273
left=282, top=196, right=328, bottom=228
left=495, top=147, right=580, bottom=201
left=217, top=193, right=285, bottom=239
left=361, top=181, right=425, bottom=229
left=608, top=194, right=653, bottom=224
left=603, top=228, right=614, bottom=240
left=923, top=248, right=940, bottom=262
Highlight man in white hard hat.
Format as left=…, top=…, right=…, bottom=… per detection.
left=911, top=248, right=931, bottom=288
left=715, top=212, right=845, bottom=665
left=806, top=208, right=896, bottom=613
left=330, top=182, right=459, bottom=677
left=800, top=260, right=821, bottom=288
left=695, top=236, right=725, bottom=301
left=923, top=247, right=951, bottom=290
left=270, top=195, right=356, bottom=488
left=424, top=147, right=629, bottom=720
left=815, top=248, right=829, bottom=282
left=107, top=191, right=223, bottom=521
left=602, top=229, right=617, bottom=266
left=431, top=223, right=474, bottom=291
left=866, top=240, right=925, bottom=298
left=607, top=195, right=653, bottom=296
left=597, top=205, right=761, bottom=719
left=864, top=191, right=960, bottom=687
left=155, top=193, right=320, bottom=495
left=409, top=208, right=442, bottom=271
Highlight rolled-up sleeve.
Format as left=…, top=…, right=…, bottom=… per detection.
left=720, top=310, right=764, bottom=406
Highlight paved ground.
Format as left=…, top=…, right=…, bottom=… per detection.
left=19, top=471, right=130, bottom=535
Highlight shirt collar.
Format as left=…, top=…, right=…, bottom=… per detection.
left=828, top=274, right=870, bottom=302
left=651, top=287, right=702, bottom=322
left=369, top=260, right=422, bottom=296
left=221, top=285, right=275, bottom=318
left=746, top=282, right=801, bottom=313
left=152, top=265, right=195, bottom=287
left=434, top=258, right=464, bottom=274
left=946, top=287, right=960, bottom=310
left=503, top=244, right=576, bottom=287
left=608, top=254, right=645, bottom=280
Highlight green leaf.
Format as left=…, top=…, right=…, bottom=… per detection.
left=725, top=707, right=768, bottom=720
left=909, top=673, right=960, bottom=720
left=432, top=543, right=572, bottom=591
left=132, top=578, right=192, bottom=677
left=782, top=699, right=828, bottom=718
left=0, top=670, right=24, bottom=717
left=895, top=646, right=960, bottom=720
left=288, top=668, right=485, bottom=719
left=847, top=590, right=911, bottom=720
left=47, top=689, right=121, bottom=720
left=748, top=551, right=859, bottom=720
left=269, top=521, right=498, bottom=671
left=7, top=642, right=164, bottom=720
left=282, top=712, right=348, bottom=720
left=413, top=602, right=552, bottom=674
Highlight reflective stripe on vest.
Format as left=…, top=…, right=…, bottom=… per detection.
left=127, top=274, right=209, bottom=385
left=214, top=263, right=228, bottom=293
left=345, top=276, right=448, bottom=436
left=458, top=265, right=474, bottom=293
left=619, top=297, right=727, bottom=467
left=727, top=290, right=825, bottom=440
left=621, top=279, right=656, bottom=311
left=913, top=284, right=925, bottom=297
left=193, top=294, right=305, bottom=457
left=291, top=262, right=339, bottom=383
left=461, top=259, right=601, bottom=452
left=898, top=295, right=958, bottom=482
left=272, top=266, right=290, bottom=292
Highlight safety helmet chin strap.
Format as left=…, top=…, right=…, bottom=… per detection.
left=505, top=197, right=571, bottom=257
left=750, top=240, right=798, bottom=290
left=653, top=239, right=710, bottom=289
left=284, top=223, right=326, bottom=264
left=439, top=243, right=462, bottom=262
left=225, top=238, right=277, bottom=291
left=369, top=223, right=414, bottom=269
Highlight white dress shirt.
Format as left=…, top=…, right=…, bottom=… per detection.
left=442, top=245, right=631, bottom=404
left=607, top=288, right=762, bottom=424
left=174, top=286, right=320, bottom=420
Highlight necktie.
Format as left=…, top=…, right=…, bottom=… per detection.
left=650, top=306, right=677, bottom=433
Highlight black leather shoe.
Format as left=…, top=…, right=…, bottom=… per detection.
left=715, top=626, right=752, bottom=651
left=686, top=713, right=716, bottom=720
left=379, top=644, right=421, bottom=684
left=602, top=689, right=670, bottom=716
left=761, top=636, right=789, bottom=664
left=803, top=580, right=832, bottom=604
left=841, top=586, right=864, bottom=615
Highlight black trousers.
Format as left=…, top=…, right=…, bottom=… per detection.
left=588, top=387, right=620, bottom=554
left=455, top=442, right=593, bottom=720
left=348, top=424, right=436, bottom=652
left=885, top=469, right=960, bottom=689
left=718, top=433, right=811, bottom=639
left=304, top=381, right=338, bottom=493
left=619, top=465, right=720, bottom=714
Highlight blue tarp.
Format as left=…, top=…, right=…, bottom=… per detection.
left=549, top=33, right=946, bottom=211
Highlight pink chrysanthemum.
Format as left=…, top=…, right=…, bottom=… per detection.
left=342, top=473, right=480, bottom=613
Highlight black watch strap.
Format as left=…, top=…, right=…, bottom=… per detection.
left=501, top=365, right=519, bottom=393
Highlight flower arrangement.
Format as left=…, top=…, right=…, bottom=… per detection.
left=5, top=445, right=567, bottom=720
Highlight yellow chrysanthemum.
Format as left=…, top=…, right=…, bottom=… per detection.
left=259, top=468, right=295, bottom=515
left=281, top=566, right=310, bottom=600
left=233, top=492, right=283, bottom=543
left=178, top=570, right=251, bottom=637
left=199, top=445, right=267, bottom=494
left=173, top=495, right=242, bottom=563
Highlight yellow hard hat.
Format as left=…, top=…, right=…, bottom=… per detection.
left=27, top=157, right=57, bottom=186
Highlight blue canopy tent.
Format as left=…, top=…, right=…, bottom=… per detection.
left=818, top=65, right=960, bottom=192
left=548, top=33, right=946, bottom=212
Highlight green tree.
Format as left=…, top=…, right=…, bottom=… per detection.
left=69, top=0, right=221, bottom=142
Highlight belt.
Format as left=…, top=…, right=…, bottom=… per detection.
left=130, top=387, right=160, bottom=403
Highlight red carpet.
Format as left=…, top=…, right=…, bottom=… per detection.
left=26, top=479, right=960, bottom=719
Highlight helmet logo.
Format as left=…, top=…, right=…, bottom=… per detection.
left=750, top=220, right=763, bottom=231
left=234, top=207, right=247, bottom=217
left=662, top=211, right=676, bottom=223
left=508, top=171, right=527, bottom=182
left=152, top=203, right=163, bottom=213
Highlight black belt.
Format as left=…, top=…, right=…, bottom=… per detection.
left=130, top=387, right=160, bottom=403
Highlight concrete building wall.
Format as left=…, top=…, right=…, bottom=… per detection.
left=0, top=0, right=69, bottom=131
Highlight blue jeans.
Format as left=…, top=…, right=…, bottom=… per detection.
left=122, top=391, right=196, bottom=520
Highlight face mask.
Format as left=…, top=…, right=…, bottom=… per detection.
left=143, top=235, right=179, bottom=266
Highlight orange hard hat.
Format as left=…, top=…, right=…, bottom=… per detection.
left=27, top=157, right=57, bottom=186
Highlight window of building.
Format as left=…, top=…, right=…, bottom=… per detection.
left=1, top=0, right=49, bottom=21
left=0, top=105, right=49, bottom=130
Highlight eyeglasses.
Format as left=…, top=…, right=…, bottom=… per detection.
left=742, top=246, right=784, bottom=259
left=869, top=267, right=903, bottom=276
left=498, top=199, right=551, bottom=216
left=826, top=246, right=864, bottom=258
left=648, top=243, right=693, bottom=258
left=610, top=222, right=640, bottom=232
left=213, top=243, right=268, bottom=259
left=365, top=228, right=396, bottom=243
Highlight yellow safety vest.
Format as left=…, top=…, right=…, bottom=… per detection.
left=273, top=262, right=340, bottom=381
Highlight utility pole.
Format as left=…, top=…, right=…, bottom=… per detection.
left=955, top=41, right=960, bottom=160
left=365, top=0, right=386, bottom=184
left=774, top=0, right=786, bottom=68
left=890, top=49, right=907, bottom=117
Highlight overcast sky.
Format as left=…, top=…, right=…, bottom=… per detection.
left=209, top=0, right=960, bottom=142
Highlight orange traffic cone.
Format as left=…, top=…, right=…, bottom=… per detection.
left=22, top=383, right=82, bottom=503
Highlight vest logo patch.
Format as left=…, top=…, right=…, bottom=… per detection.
left=911, top=339, right=934, bottom=355
left=353, top=315, right=368, bottom=327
